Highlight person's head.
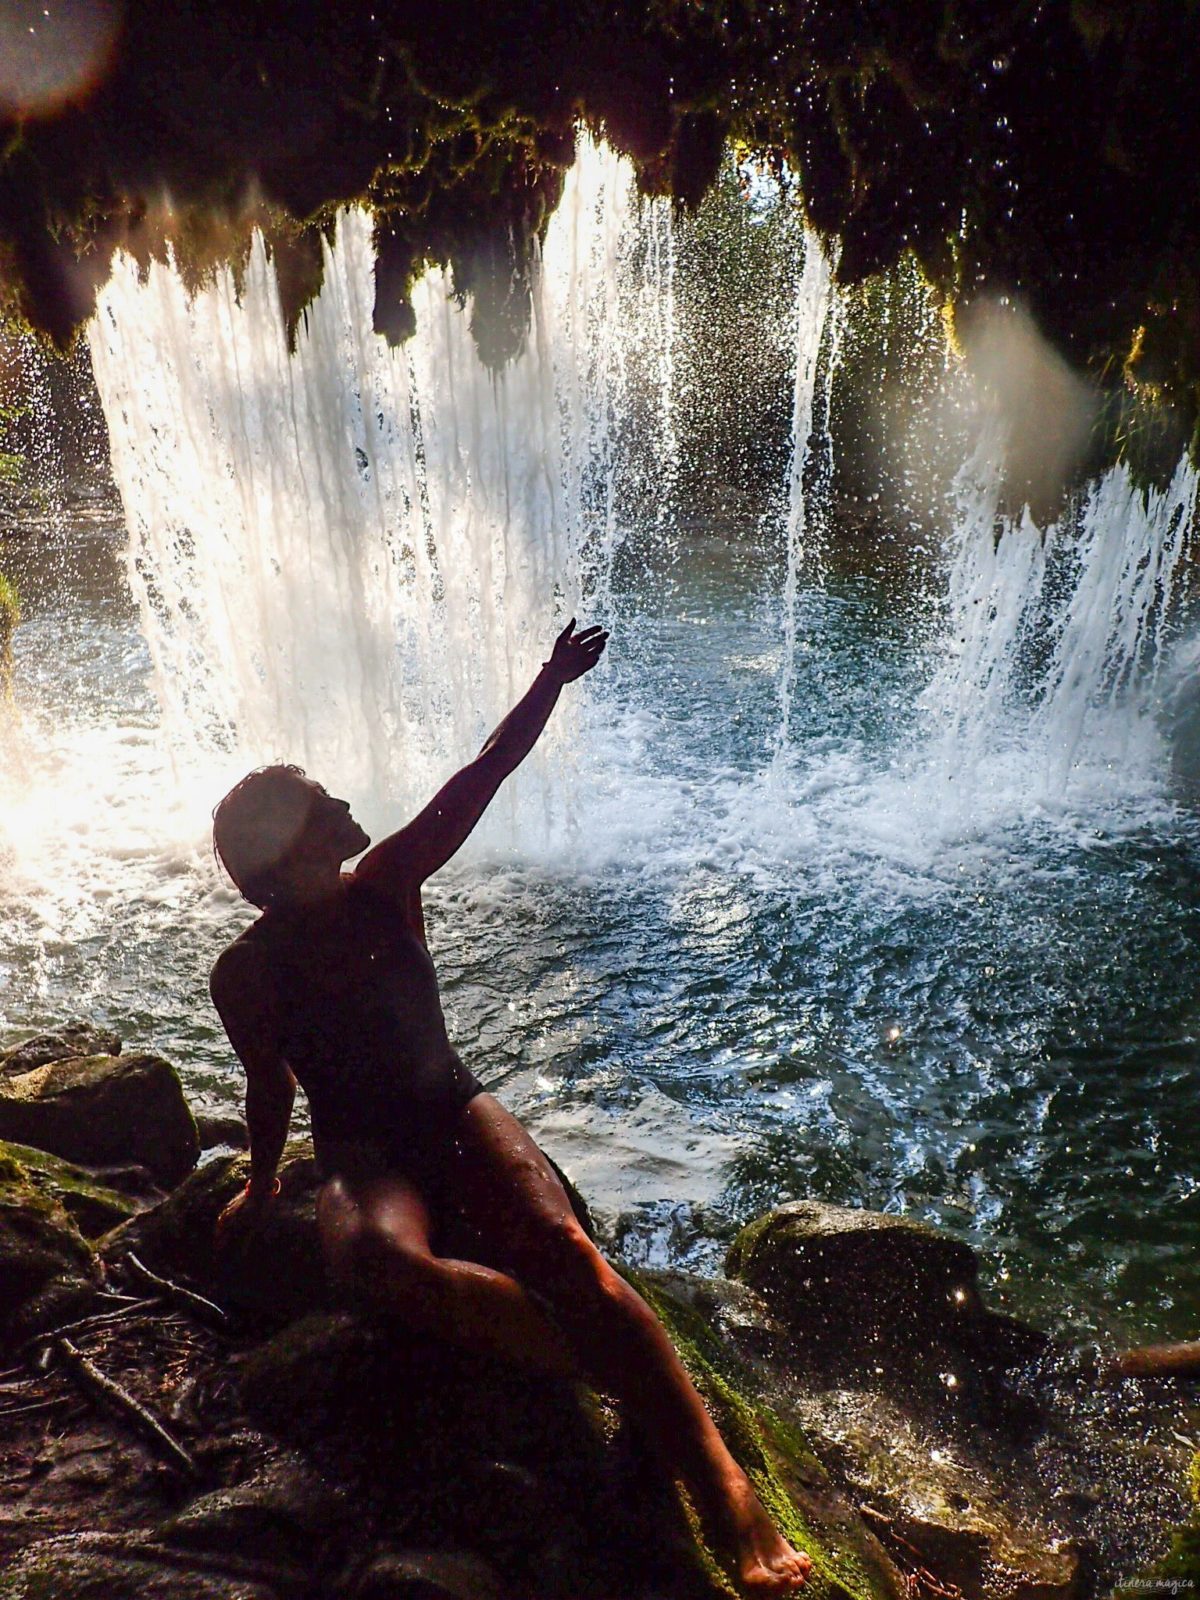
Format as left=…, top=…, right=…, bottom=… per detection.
left=212, top=765, right=370, bottom=907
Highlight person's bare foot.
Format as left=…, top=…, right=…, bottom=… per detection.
left=735, top=1522, right=811, bottom=1595
left=717, top=1476, right=812, bottom=1595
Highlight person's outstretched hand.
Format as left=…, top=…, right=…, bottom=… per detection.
left=546, top=619, right=608, bottom=682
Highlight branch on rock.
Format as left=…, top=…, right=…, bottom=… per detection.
left=122, top=1252, right=229, bottom=1329
left=1102, top=1341, right=1200, bottom=1382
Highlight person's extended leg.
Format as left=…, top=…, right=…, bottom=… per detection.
left=315, top=1102, right=808, bottom=1595
left=448, top=1095, right=810, bottom=1597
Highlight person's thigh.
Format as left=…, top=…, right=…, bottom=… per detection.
left=446, top=1093, right=589, bottom=1276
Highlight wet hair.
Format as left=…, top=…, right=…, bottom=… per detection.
left=212, top=763, right=312, bottom=909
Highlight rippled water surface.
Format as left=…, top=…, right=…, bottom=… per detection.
left=3, top=507, right=1200, bottom=1347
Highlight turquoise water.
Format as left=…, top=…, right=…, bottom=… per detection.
left=3, top=506, right=1200, bottom=1348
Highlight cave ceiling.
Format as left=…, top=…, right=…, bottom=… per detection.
left=1, top=0, right=1197, bottom=459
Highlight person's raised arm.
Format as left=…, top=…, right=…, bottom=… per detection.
left=357, top=619, right=607, bottom=896
left=210, top=942, right=297, bottom=1240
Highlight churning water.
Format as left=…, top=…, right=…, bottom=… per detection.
left=2, top=141, right=1200, bottom=1348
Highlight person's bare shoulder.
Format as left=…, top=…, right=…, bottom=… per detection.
left=349, top=860, right=426, bottom=940
left=210, top=927, right=273, bottom=1014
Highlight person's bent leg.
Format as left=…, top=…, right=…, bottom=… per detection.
left=315, top=1170, right=575, bottom=1376
left=448, top=1094, right=810, bottom=1597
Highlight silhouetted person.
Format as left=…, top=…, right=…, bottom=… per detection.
left=210, top=620, right=809, bottom=1596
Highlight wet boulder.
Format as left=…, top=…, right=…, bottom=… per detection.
left=787, top=1384, right=1083, bottom=1600
left=1122, top=1449, right=1200, bottom=1600
left=0, top=1148, right=101, bottom=1345
left=0, top=1053, right=199, bottom=1187
left=194, top=1111, right=250, bottom=1151
left=102, top=1142, right=330, bottom=1322
left=0, top=1137, right=145, bottom=1236
left=1, top=1021, right=122, bottom=1079
left=0, top=1532, right=280, bottom=1598
left=726, top=1200, right=986, bottom=1360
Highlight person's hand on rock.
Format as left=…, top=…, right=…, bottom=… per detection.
left=214, top=1175, right=279, bottom=1249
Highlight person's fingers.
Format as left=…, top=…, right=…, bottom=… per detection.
left=556, top=617, right=576, bottom=643
left=574, top=625, right=605, bottom=641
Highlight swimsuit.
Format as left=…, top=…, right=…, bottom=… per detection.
left=240, top=876, right=483, bottom=1189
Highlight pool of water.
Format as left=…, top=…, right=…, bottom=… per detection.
left=3, top=501, right=1200, bottom=1348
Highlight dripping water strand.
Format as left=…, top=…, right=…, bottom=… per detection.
left=775, top=238, right=839, bottom=757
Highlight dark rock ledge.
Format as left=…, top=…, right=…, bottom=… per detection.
left=0, top=1020, right=1195, bottom=1600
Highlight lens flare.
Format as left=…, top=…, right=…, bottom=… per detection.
left=0, top=0, right=122, bottom=119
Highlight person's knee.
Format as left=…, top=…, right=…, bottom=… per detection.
left=518, top=1217, right=620, bottom=1313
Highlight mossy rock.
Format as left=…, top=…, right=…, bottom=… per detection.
left=0, top=1053, right=199, bottom=1187
left=726, top=1201, right=982, bottom=1359
left=0, top=1022, right=122, bottom=1079
left=0, top=1149, right=101, bottom=1345
left=0, top=1137, right=143, bottom=1236
left=634, top=1272, right=907, bottom=1600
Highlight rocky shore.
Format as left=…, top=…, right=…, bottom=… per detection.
left=0, top=1022, right=1196, bottom=1599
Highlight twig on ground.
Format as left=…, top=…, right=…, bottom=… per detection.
left=0, top=1397, right=71, bottom=1419
left=52, top=1337, right=198, bottom=1479
left=22, top=1300, right=161, bottom=1354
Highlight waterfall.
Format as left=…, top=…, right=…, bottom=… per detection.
left=81, top=130, right=1198, bottom=864
left=775, top=241, right=841, bottom=752
left=88, top=141, right=648, bottom=834
left=921, top=436, right=1199, bottom=821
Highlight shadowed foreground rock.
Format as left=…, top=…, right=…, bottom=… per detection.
left=0, top=1147, right=100, bottom=1343
left=0, top=1147, right=913, bottom=1599
left=0, top=1022, right=1194, bottom=1600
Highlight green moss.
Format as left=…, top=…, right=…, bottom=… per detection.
left=632, top=1272, right=901, bottom=1600
left=0, top=1138, right=139, bottom=1236
left=1112, top=1451, right=1200, bottom=1600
